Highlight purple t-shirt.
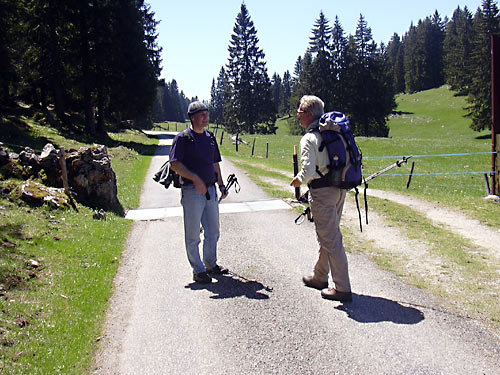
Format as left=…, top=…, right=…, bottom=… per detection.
left=169, top=128, right=222, bottom=185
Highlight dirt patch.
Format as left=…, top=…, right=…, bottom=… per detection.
left=260, top=175, right=497, bottom=287
left=365, top=189, right=500, bottom=263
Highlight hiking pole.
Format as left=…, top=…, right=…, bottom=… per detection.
left=293, top=145, right=301, bottom=200
left=360, top=155, right=412, bottom=228
left=363, top=156, right=412, bottom=183
left=218, top=173, right=240, bottom=203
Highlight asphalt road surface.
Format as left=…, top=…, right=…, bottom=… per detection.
left=94, top=132, right=500, bottom=375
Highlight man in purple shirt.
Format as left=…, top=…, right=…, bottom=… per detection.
left=169, top=101, right=228, bottom=284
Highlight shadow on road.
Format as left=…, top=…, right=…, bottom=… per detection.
left=185, top=273, right=272, bottom=300
left=335, top=294, right=425, bottom=325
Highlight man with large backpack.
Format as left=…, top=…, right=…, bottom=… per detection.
left=290, top=95, right=352, bottom=302
left=169, top=101, right=229, bottom=284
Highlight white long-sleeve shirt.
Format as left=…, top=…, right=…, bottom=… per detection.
left=295, top=120, right=330, bottom=185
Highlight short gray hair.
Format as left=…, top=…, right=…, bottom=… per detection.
left=300, top=95, right=324, bottom=119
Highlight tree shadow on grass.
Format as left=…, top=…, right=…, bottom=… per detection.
left=185, top=273, right=272, bottom=300
left=475, top=133, right=491, bottom=140
left=334, top=294, right=425, bottom=325
left=391, top=110, right=414, bottom=116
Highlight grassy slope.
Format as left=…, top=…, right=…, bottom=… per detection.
left=218, top=86, right=500, bottom=331
left=0, top=112, right=156, bottom=374
left=220, top=86, right=500, bottom=228
left=361, top=86, right=497, bottom=225
left=1, top=86, right=498, bottom=372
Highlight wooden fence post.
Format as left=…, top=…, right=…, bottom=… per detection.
left=251, top=138, right=256, bottom=156
left=496, top=134, right=500, bottom=194
left=266, top=142, right=269, bottom=158
left=491, top=34, right=500, bottom=195
left=236, top=133, right=239, bottom=152
left=220, top=131, right=224, bottom=145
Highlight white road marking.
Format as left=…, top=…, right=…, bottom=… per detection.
left=125, top=199, right=291, bottom=221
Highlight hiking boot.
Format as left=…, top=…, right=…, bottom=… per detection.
left=193, top=272, right=212, bottom=284
left=302, top=275, right=328, bottom=290
left=321, top=288, right=352, bottom=302
left=206, top=264, right=229, bottom=275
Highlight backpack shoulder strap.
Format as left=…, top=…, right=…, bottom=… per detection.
left=182, top=127, right=194, bottom=142
left=206, top=130, right=217, bottom=143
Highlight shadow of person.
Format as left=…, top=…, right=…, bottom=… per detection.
left=185, top=273, right=271, bottom=300
left=335, top=294, right=425, bottom=325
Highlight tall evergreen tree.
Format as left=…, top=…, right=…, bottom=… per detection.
left=386, top=33, right=405, bottom=93
left=467, top=1, right=500, bottom=131
left=0, top=0, right=18, bottom=106
left=292, top=55, right=303, bottom=87
left=209, top=66, right=228, bottom=125
left=282, top=70, right=292, bottom=115
left=443, top=6, right=475, bottom=93
left=330, top=16, right=348, bottom=108
left=271, top=73, right=283, bottom=115
left=225, top=3, right=276, bottom=134
left=343, top=15, right=392, bottom=136
left=308, top=11, right=334, bottom=107
left=427, top=11, right=446, bottom=89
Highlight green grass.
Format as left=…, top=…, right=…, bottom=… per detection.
left=218, top=86, right=500, bottom=332
left=219, top=86, right=500, bottom=229
left=1, top=85, right=499, bottom=372
left=363, top=195, right=500, bottom=326
left=0, top=113, right=157, bottom=374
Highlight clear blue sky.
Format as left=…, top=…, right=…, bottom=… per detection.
left=147, top=0, right=482, bottom=101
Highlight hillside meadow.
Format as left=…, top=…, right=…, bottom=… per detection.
left=218, top=86, right=499, bottom=228
left=0, top=85, right=499, bottom=373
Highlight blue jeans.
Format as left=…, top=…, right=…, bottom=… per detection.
left=180, top=185, right=220, bottom=274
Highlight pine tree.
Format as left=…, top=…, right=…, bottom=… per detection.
left=282, top=71, right=292, bottom=115
left=387, top=33, right=405, bottom=93
left=343, top=15, right=392, bottom=136
left=427, top=11, right=446, bottom=89
left=225, top=3, right=276, bottom=134
left=0, top=0, right=18, bottom=106
left=330, top=16, right=348, bottom=108
left=292, top=55, right=303, bottom=87
left=209, top=66, right=228, bottom=125
left=467, top=1, right=500, bottom=131
left=271, top=73, right=283, bottom=115
left=308, top=11, right=334, bottom=107
left=443, top=6, right=475, bottom=93
left=354, top=14, right=376, bottom=63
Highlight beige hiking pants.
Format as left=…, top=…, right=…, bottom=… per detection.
left=309, top=186, right=351, bottom=293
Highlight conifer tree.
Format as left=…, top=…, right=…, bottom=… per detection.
left=271, top=73, right=283, bottom=115
left=293, top=56, right=303, bottom=86
left=467, top=1, right=500, bottom=131
left=343, top=15, right=392, bottom=136
left=330, top=16, right=348, bottom=108
left=0, top=0, right=18, bottom=105
left=308, top=11, right=334, bottom=107
left=443, top=6, right=475, bottom=93
left=209, top=66, right=228, bottom=125
left=225, top=3, right=276, bottom=134
left=386, top=33, right=405, bottom=94
left=282, top=71, right=292, bottom=115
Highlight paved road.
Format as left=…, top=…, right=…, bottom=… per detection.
left=94, top=132, right=500, bottom=374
